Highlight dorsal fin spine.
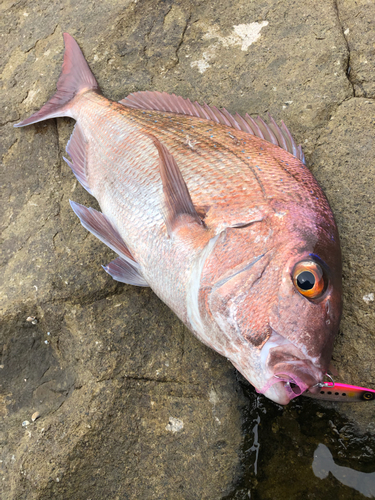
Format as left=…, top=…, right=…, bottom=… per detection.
left=234, top=113, right=254, bottom=135
left=256, top=116, right=278, bottom=145
left=281, top=121, right=298, bottom=157
left=268, top=116, right=288, bottom=151
left=245, top=114, right=265, bottom=140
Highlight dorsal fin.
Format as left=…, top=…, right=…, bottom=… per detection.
left=149, top=135, right=204, bottom=235
left=119, top=91, right=305, bottom=164
left=69, top=201, right=138, bottom=267
left=103, top=257, right=149, bottom=287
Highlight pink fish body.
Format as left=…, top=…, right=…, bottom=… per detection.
left=15, top=34, right=342, bottom=405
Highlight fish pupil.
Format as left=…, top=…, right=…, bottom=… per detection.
left=297, top=271, right=315, bottom=290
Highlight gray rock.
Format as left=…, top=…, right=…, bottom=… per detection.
left=1, top=0, right=374, bottom=498
left=337, top=0, right=375, bottom=98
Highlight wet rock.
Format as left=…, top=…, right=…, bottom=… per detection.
left=1, top=0, right=374, bottom=498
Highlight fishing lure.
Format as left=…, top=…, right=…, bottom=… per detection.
left=304, top=380, right=375, bottom=402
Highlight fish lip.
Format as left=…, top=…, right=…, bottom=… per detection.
left=258, top=329, right=325, bottom=403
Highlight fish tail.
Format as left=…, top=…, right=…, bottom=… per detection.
left=14, top=33, right=100, bottom=127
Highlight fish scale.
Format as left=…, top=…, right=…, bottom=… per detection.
left=15, top=33, right=342, bottom=405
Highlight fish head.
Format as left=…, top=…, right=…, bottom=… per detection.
left=262, top=224, right=342, bottom=403
left=200, top=210, right=342, bottom=405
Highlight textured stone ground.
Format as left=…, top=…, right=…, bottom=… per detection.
left=1, top=0, right=374, bottom=498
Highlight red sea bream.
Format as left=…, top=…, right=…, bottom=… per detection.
left=15, top=33, right=342, bottom=404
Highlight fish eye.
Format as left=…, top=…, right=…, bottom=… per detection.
left=292, top=260, right=326, bottom=299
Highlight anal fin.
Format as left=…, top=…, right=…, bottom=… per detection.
left=63, top=123, right=91, bottom=194
left=103, top=257, right=149, bottom=287
left=70, top=200, right=138, bottom=265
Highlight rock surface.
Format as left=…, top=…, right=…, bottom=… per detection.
left=1, top=0, right=374, bottom=498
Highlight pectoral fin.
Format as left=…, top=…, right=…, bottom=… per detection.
left=149, top=136, right=205, bottom=235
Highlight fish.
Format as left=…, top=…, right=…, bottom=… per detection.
left=14, top=33, right=343, bottom=405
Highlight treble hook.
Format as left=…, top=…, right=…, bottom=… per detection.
left=313, top=373, right=335, bottom=388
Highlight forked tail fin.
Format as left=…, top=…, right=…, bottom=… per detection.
left=14, top=33, right=100, bottom=127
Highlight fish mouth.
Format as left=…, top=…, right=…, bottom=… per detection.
left=257, top=330, right=324, bottom=404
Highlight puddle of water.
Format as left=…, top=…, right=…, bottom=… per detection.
left=313, top=443, right=375, bottom=498
left=225, top=380, right=375, bottom=499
